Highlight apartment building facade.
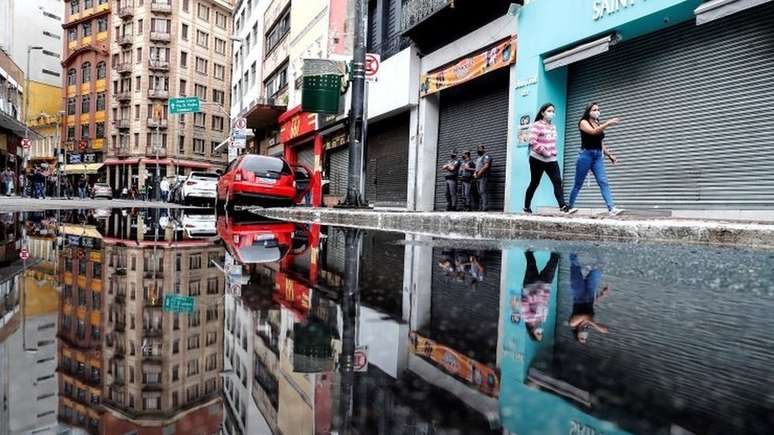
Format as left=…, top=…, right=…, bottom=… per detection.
left=105, top=0, right=233, bottom=194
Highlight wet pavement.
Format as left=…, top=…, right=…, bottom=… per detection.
left=1, top=208, right=773, bottom=435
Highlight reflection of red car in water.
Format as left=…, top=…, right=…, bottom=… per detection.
left=217, top=154, right=311, bottom=207
left=217, top=215, right=309, bottom=264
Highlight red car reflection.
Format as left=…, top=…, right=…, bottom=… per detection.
left=217, top=154, right=311, bottom=207
left=217, top=215, right=308, bottom=264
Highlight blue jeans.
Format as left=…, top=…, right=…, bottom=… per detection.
left=570, top=253, right=602, bottom=304
left=568, top=149, right=614, bottom=210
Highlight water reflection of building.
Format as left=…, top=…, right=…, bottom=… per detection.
left=56, top=218, right=105, bottom=433
left=97, top=210, right=225, bottom=433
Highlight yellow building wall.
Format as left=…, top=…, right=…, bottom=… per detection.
left=23, top=271, right=60, bottom=316
left=26, top=81, right=63, bottom=128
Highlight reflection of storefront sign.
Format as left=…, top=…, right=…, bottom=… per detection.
left=274, top=272, right=311, bottom=317
left=68, top=153, right=98, bottom=164
left=280, top=112, right=318, bottom=143
left=593, top=0, right=638, bottom=21
left=569, top=420, right=605, bottom=435
left=410, top=332, right=500, bottom=397
left=324, top=131, right=348, bottom=151
left=420, top=36, right=516, bottom=97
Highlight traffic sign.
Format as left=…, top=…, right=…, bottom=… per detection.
left=163, top=294, right=196, bottom=314
left=79, top=140, right=88, bottom=151
left=169, top=97, right=201, bottom=114
left=19, top=248, right=29, bottom=261
left=234, top=117, right=247, bottom=130
left=365, top=53, right=380, bottom=82
left=21, top=138, right=31, bottom=149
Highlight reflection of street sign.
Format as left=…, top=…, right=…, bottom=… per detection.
left=169, top=97, right=201, bottom=114
left=21, top=138, right=31, bottom=149
left=163, top=294, right=196, bottom=314
left=365, top=53, right=380, bottom=81
left=19, top=248, right=29, bottom=260
left=79, top=140, right=88, bottom=151
left=354, top=346, right=368, bottom=372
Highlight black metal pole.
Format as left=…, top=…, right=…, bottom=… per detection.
left=342, top=0, right=367, bottom=207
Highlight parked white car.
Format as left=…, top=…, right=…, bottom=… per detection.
left=181, top=172, right=219, bottom=204
left=180, top=211, right=217, bottom=239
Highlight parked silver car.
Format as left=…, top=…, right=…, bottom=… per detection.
left=91, top=183, right=113, bottom=199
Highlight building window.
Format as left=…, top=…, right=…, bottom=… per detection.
left=212, top=89, right=224, bottom=105
left=188, top=280, right=200, bottom=296
left=197, top=3, right=209, bottom=21
left=67, top=97, right=76, bottom=115
left=189, top=255, right=202, bottom=269
left=137, top=18, right=143, bottom=35
left=180, top=51, right=188, bottom=68
left=68, top=28, right=77, bottom=42
left=151, top=18, right=170, bottom=33
left=81, top=22, right=92, bottom=37
left=81, top=95, right=90, bottom=113
left=96, top=92, right=105, bottom=111
left=194, top=84, right=207, bottom=100
left=205, top=353, right=217, bottom=371
left=213, top=63, right=225, bottom=80
left=81, top=124, right=90, bottom=139
left=96, top=61, right=106, bottom=79
left=187, top=334, right=200, bottom=350
left=182, top=0, right=189, bottom=12
left=181, top=23, right=188, bottom=40
left=195, top=57, right=208, bottom=74
left=196, top=30, right=209, bottom=48
left=96, top=122, right=105, bottom=138
left=214, top=38, right=226, bottom=55
left=265, top=63, right=288, bottom=98
left=186, top=360, right=199, bottom=376
left=266, top=8, right=290, bottom=56
left=193, top=138, right=205, bottom=154
left=67, top=68, right=76, bottom=85
left=97, top=17, right=108, bottom=32
left=84, top=0, right=93, bottom=8
left=178, top=135, right=185, bottom=153
left=67, top=126, right=75, bottom=140
left=211, top=116, right=223, bottom=131
left=250, top=62, right=256, bottom=86
left=179, top=79, right=187, bottom=96
left=70, top=1, right=79, bottom=15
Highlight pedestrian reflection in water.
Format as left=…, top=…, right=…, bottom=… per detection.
left=521, top=250, right=559, bottom=342
left=569, top=252, right=611, bottom=344
left=438, top=249, right=487, bottom=286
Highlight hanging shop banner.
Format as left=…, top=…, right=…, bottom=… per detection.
left=409, top=332, right=500, bottom=397
left=420, top=36, right=516, bottom=97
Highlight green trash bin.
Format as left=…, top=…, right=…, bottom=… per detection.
left=302, top=74, right=342, bottom=114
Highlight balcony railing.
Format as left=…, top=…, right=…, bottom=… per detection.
left=150, top=2, right=172, bottom=13
left=149, top=32, right=171, bottom=42
left=368, top=34, right=412, bottom=61
left=146, top=118, right=168, bottom=129
left=117, top=35, right=133, bottom=47
left=143, top=327, right=163, bottom=337
left=116, top=62, right=132, bottom=74
left=401, top=0, right=452, bottom=33
left=114, top=119, right=130, bottom=129
left=148, top=60, right=170, bottom=71
left=148, top=88, right=169, bottom=99
left=118, top=7, right=134, bottom=19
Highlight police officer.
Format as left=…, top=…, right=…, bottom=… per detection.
left=442, top=151, right=462, bottom=211
left=458, top=151, right=475, bottom=211
left=474, top=145, right=493, bottom=211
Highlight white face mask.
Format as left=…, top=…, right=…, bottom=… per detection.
left=590, top=110, right=601, bottom=120
left=544, top=111, right=555, bottom=122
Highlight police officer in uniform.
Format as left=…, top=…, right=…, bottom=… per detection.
left=459, top=151, right=475, bottom=211
left=474, top=145, right=493, bottom=211
left=442, top=151, right=462, bottom=211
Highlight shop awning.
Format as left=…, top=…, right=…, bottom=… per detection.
left=62, top=224, right=103, bottom=240
left=172, top=159, right=212, bottom=169
left=543, top=33, right=620, bottom=72
left=142, top=158, right=171, bottom=165
left=104, top=158, right=140, bottom=165
left=239, top=98, right=286, bottom=130
left=63, top=163, right=104, bottom=174
left=695, top=0, right=772, bottom=25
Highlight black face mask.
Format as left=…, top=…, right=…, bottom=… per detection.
left=477, top=150, right=484, bottom=156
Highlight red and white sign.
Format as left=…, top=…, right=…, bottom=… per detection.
left=19, top=248, right=29, bottom=261
left=353, top=346, right=368, bottom=372
left=21, top=138, right=31, bottom=149
left=79, top=140, right=88, bottom=151
left=365, top=53, right=380, bottom=82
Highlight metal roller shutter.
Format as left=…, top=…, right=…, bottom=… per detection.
left=327, top=147, right=349, bottom=197
left=564, top=3, right=774, bottom=209
left=365, top=112, right=410, bottom=206
left=435, top=68, right=510, bottom=211
left=296, top=144, right=315, bottom=170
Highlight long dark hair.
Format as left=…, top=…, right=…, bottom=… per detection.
left=580, top=102, right=600, bottom=124
left=534, top=103, right=555, bottom=123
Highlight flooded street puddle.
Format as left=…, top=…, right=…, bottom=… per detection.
left=1, top=209, right=773, bottom=434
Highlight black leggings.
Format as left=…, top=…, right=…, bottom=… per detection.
left=523, top=251, right=560, bottom=286
left=525, top=156, right=566, bottom=209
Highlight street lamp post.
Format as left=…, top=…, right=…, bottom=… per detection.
left=24, top=46, right=44, bottom=174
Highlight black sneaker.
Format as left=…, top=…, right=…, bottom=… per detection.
left=523, top=207, right=533, bottom=215
left=561, top=205, right=578, bottom=215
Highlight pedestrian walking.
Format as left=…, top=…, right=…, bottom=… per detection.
left=523, top=103, right=576, bottom=215
left=473, top=145, right=493, bottom=211
left=160, top=177, right=170, bottom=202
left=442, top=151, right=461, bottom=211
left=1, top=169, right=10, bottom=196
left=458, top=151, right=476, bottom=211
left=567, top=102, right=623, bottom=216
left=78, top=176, right=88, bottom=199
left=33, top=170, right=46, bottom=199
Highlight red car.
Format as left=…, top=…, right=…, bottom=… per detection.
left=217, top=154, right=310, bottom=208
left=217, top=215, right=309, bottom=264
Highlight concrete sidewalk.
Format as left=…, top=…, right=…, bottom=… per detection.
left=250, top=207, right=774, bottom=249
left=0, top=196, right=192, bottom=212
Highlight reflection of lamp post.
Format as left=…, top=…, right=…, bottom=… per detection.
left=24, top=46, right=44, bottom=170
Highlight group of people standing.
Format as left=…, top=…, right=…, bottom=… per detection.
left=442, top=145, right=494, bottom=211
left=524, top=102, right=623, bottom=216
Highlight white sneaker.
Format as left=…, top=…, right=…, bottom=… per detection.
left=608, top=207, right=624, bottom=216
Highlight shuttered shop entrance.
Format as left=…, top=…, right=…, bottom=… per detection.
left=365, top=113, right=409, bottom=207
left=434, top=68, right=510, bottom=211
left=296, top=143, right=315, bottom=170
left=564, top=4, right=774, bottom=209
left=327, top=147, right=349, bottom=197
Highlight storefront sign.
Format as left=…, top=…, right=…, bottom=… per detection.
left=410, top=332, right=500, bottom=397
left=280, top=111, right=318, bottom=143
left=324, top=130, right=348, bottom=151
left=68, top=153, right=99, bottom=164
left=593, top=0, right=640, bottom=21
left=420, top=36, right=516, bottom=97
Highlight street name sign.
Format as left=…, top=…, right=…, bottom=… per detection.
left=169, top=97, right=201, bottom=114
